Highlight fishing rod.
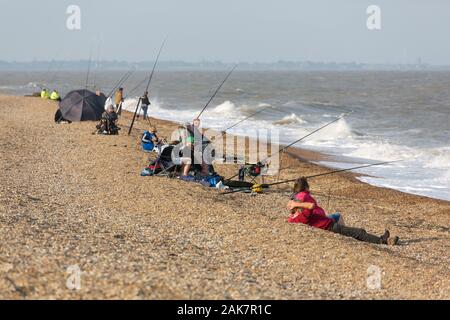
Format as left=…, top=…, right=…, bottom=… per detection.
left=181, top=66, right=237, bottom=146
left=106, top=71, right=129, bottom=98
left=107, top=68, right=135, bottom=98
left=264, top=160, right=404, bottom=188
left=145, top=38, right=167, bottom=92
left=223, top=106, right=273, bottom=133
left=128, top=77, right=148, bottom=96
left=37, top=49, right=62, bottom=89
left=221, top=160, right=402, bottom=195
left=128, top=38, right=167, bottom=135
left=210, top=105, right=304, bottom=143
left=90, top=42, right=103, bottom=91
left=107, top=70, right=134, bottom=115
left=49, top=60, right=65, bottom=88
left=85, top=48, right=93, bottom=89
left=263, top=111, right=353, bottom=164
left=210, top=105, right=274, bottom=142
left=197, top=65, right=237, bottom=120
left=116, top=70, right=134, bottom=92
left=44, top=59, right=57, bottom=88
left=45, top=47, right=63, bottom=80
left=224, top=111, right=353, bottom=181
left=136, top=50, right=166, bottom=121
left=46, top=58, right=57, bottom=75
left=90, top=62, right=99, bottom=91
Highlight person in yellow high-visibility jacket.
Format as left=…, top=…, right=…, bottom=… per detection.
left=50, top=90, right=61, bottom=102
left=41, top=89, right=50, bottom=99
left=115, top=88, right=124, bottom=115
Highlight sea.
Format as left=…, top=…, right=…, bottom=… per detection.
left=1, top=70, right=449, bottom=201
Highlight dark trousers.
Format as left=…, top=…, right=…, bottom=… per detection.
left=330, top=223, right=384, bottom=244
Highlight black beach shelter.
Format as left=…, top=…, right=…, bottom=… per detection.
left=59, top=89, right=106, bottom=122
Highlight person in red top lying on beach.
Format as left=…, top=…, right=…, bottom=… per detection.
left=287, top=177, right=399, bottom=246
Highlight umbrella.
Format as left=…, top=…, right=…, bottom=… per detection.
left=59, top=89, right=105, bottom=122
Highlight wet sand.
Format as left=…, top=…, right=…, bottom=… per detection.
left=0, top=95, right=449, bottom=299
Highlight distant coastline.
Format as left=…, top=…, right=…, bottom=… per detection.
left=1, top=59, right=449, bottom=72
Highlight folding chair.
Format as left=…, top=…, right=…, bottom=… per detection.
left=152, top=145, right=181, bottom=177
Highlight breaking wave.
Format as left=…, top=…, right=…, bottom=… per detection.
left=303, top=118, right=353, bottom=143
left=273, top=113, right=307, bottom=125
left=211, top=101, right=237, bottom=115
left=344, top=141, right=421, bottom=162
left=424, top=148, right=450, bottom=168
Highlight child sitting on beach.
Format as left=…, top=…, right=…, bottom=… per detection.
left=141, top=126, right=161, bottom=152
left=287, top=177, right=399, bottom=246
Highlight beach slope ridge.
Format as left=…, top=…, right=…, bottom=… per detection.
left=0, top=95, right=448, bottom=299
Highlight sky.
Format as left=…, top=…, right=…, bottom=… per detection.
left=1, top=0, right=450, bottom=65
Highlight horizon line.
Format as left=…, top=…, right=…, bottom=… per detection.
left=2, top=59, right=449, bottom=72
left=0, top=59, right=446, bottom=66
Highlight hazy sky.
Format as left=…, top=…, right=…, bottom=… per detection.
left=1, top=0, right=450, bottom=64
